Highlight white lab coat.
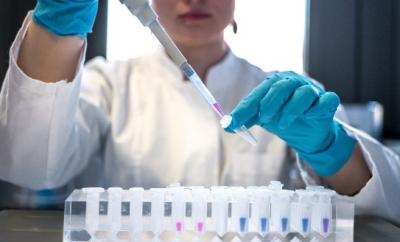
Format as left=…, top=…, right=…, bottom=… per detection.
left=1, top=13, right=400, bottom=224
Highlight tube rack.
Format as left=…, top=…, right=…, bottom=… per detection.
left=63, top=182, right=354, bottom=242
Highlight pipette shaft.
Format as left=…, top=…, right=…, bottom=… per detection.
left=119, top=0, right=257, bottom=145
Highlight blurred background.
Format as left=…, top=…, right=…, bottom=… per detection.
left=0, top=0, right=399, bottom=209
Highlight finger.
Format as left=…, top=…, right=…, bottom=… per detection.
left=243, top=115, right=259, bottom=129
left=280, top=70, right=325, bottom=94
left=259, top=77, right=304, bottom=124
left=277, top=84, right=320, bottom=129
left=223, top=114, right=259, bottom=133
left=305, top=92, right=340, bottom=119
left=228, top=73, right=283, bottom=130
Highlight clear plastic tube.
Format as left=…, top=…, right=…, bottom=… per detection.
left=181, top=63, right=257, bottom=145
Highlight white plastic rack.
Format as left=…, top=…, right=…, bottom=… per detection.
left=63, top=181, right=354, bottom=242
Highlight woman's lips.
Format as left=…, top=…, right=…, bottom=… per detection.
left=178, top=12, right=211, bottom=21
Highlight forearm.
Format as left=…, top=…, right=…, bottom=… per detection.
left=17, top=20, right=84, bottom=83
left=325, top=143, right=371, bottom=195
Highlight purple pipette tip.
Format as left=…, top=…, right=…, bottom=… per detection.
left=212, top=102, right=224, bottom=118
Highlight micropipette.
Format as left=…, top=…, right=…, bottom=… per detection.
left=119, top=0, right=257, bottom=145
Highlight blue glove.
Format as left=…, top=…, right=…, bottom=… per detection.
left=226, top=71, right=356, bottom=177
left=33, top=0, right=99, bottom=39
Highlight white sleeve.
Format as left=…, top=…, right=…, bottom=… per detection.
left=339, top=122, right=400, bottom=224
left=0, top=12, right=112, bottom=190
left=334, top=105, right=400, bottom=224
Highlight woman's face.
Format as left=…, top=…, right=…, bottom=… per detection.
left=152, top=0, right=235, bottom=47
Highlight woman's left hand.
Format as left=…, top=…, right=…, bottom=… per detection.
left=225, top=71, right=356, bottom=176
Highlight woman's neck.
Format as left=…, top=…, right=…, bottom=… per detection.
left=176, top=39, right=228, bottom=82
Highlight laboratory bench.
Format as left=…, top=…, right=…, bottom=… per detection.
left=0, top=209, right=399, bottom=242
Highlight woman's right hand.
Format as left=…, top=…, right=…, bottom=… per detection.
left=33, top=0, right=99, bottom=39
left=17, top=0, right=99, bottom=83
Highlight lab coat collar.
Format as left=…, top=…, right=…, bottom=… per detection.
left=154, top=46, right=184, bottom=83
left=205, top=48, right=241, bottom=100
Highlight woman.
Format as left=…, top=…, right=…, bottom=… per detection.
left=0, top=0, right=399, bottom=223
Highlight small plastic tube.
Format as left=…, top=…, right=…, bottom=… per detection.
left=311, top=189, right=336, bottom=237
left=231, top=188, right=249, bottom=236
left=268, top=182, right=292, bottom=236
left=249, top=188, right=271, bottom=236
left=170, top=188, right=186, bottom=234
left=291, top=190, right=313, bottom=236
left=150, top=188, right=165, bottom=237
left=220, top=115, right=257, bottom=146
left=191, top=188, right=209, bottom=234
left=108, top=187, right=123, bottom=234
left=82, top=187, right=104, bottom=234
left=129, top=188, right=144, bottom=234
left=211, top=187, right=230, bottom=236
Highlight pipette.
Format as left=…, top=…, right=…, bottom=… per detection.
left=119, top=0, right=257, bottom=146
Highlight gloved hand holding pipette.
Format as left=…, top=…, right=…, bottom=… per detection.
left=225, top=71, right=356, bottom=177
left=33, top=0, right=99, bottom=39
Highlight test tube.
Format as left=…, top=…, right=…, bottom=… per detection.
left=220, top=115, right=257, bottom=146
left=231, top=188, right=249, bottom=236
left=311, top=189, right=335, bottom=237
left=268, top=182, right=293, bottom=236
left=108, top=187, right=123, bottom=237
left=291, top=190, right=313, bottom=236
left=170, top=188, right=186, bottom=235
left=191, top=188, right=209, bottom=235
left=249, top=188, right=271, bottom=236
left=211, top=187, right=230, bottom=236
left=150, top=188, right=165, bottom=239
left=82, top=187, right=104, bottom=235
left=129, top=188, right=144, bottom=235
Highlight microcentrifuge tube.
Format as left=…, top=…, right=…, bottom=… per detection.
left=192, top=188, right=208, bottom=235
left=171, top=188, right=186, bottom=235
left=269, top=184, right=292, bottom=236
left=220, top=115, right=257, bottom=146
left=82, top=187, right=104, bottom=234
left=129, top=188, right=144, bottom=235
left=249, top=188, right=271, bottom=236
left=231, top=188, right=249, bottom=236
left=292, top=189, right=313, bottom=236
left=108, top=187, right=123, bottom=239
left=312, top=189, right=335, bottom=237
left=150, top=188, right=165, bottom=240
left=211, top=187, right=229, bottom=236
